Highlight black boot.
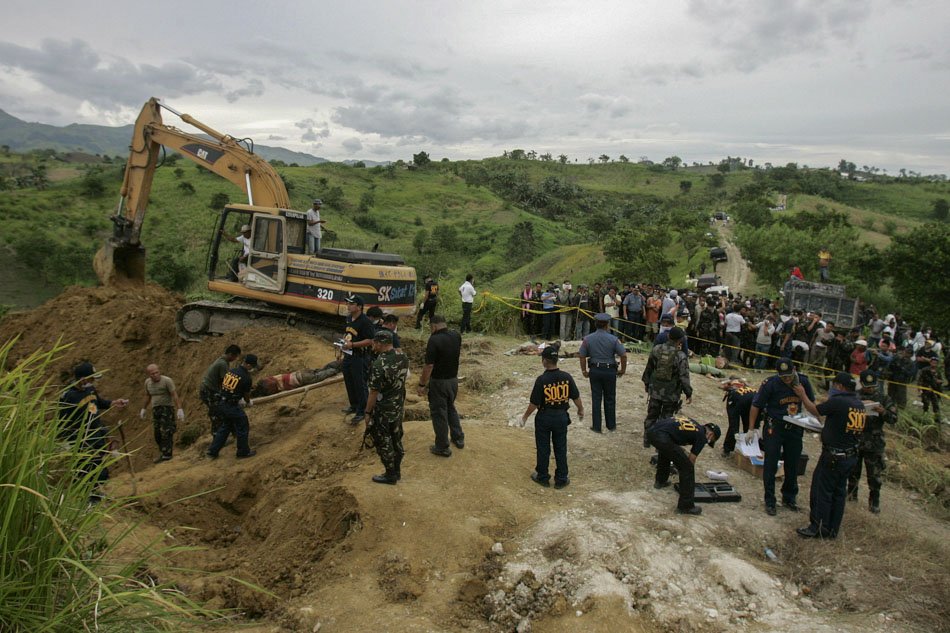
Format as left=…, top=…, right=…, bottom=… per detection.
left=869, top=491, right=881, bottom=514
left=372, top=470, right=398, bottom=485
left=847, top=486, right=858, bottom=502
left=394, top=454, right=403, bottom=481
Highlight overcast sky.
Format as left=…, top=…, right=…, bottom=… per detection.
left=1, top=0, right=948, bottom=173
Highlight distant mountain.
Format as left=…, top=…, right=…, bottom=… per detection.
left=0, top=108, right=329, bottom=166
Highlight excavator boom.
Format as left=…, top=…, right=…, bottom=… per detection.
left=95, top=97, right=290, bottom=284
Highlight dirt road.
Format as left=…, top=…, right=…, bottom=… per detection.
left=1, top=286, right=947, bottom=632
left=715, top=222, right=754, bottom=295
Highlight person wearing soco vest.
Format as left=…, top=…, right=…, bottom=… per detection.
left=578, top=313, right=627, bottom=433
left=206, top=354, right=259, bottom=459
left=747, top=358, right=815, bottom=516
left=521, top=346, right=584, bottom=489
left=793, top=372, right=866, bottom=538
left=641, top=327, right=691, bottom=448
left=647, top=415, right=721, bottom=515
left=722, top=382, right=757, bottom=457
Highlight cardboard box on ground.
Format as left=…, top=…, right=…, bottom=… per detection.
left=734, top=452, right=809, bottom=480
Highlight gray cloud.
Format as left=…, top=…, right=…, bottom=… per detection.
left=225, top=78, right=265, bottom=102
left=267, top=134, right=287, bottom=141
left=295, top=117, right=330, bottom=142
left=341, top=138, right=363, bottom=152
left=0, top=38, right=221, bottom=109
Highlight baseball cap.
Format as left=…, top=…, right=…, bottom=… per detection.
left=776, top=358, right=795, bottom=376
left=312, top=198, right=322, bottom=205
left=593, top=313, right=611, bottom=322
left=74, top=361, right=102, bottom=380
left=345, top=295, right=365, bottom=307
left=541, top=346, right=559, bottom=361
left=705, top=423, right=722, bottom=448
left=240, top=224, right=251, bottom=232
left=373, top=329, right=394, bottom=343
left=855, top=339, right=868, bottom=347
left=859, top=370, right=877, bottom=389
left=243, top=354, right=259, bottom=368
left=834, top=372, right=856, bottom=391
left=668, top=327, right=685, bottom=341
left=660, top=314, right=674, bottom=323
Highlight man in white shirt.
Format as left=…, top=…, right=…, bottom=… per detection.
left=306, top=199, right=326, bottom=254
left=221, top=223, right=252, bottom=280
left=754, top=316, right=776, bottom=369
left=458, top=274, right=477, bottom=334
left=723, top=307, right=747, bottom=363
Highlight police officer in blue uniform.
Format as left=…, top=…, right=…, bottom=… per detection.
left=206, top=354, right=259, bottom=459
left=341, top=295, right=376, bottom=424
left=747, top=358, right=815, bottom=516
left=647, top=415, right=721, bottom=515
left=794, top=372, right=866, bottom=538
left=522, top=346, right=584, bottom=489
left=578, top=313, right=627, bottom=433
left=59, top=361, right=129, bottom=502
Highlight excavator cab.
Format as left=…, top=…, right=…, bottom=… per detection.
left=209, top=205, right=292, bottom=293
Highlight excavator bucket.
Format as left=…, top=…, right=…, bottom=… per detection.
left=94, top=239, right=146, bottom=286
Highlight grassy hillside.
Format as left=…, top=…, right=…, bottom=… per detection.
left=1, top=152, right=947, bottom=328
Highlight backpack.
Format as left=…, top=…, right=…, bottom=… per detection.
left=653, top=344, right=678, bottom=382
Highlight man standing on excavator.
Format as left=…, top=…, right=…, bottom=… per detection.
left=306, top=199, right=326, bottom=254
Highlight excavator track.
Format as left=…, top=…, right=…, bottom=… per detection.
left=176, top=299, right=342, bottom=342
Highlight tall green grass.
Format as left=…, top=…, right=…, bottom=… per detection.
left=0, top=339, right=217, bottom=631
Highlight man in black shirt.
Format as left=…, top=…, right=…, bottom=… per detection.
left=794, top=372, right=866, bottom=538
left=521, top=346, right=584, bottom=489
left=417, top=315, right=464, bottom=456
left=341, top=295, right=376, bottom=424
left=206, top=354, right=259, bottom=459
left=415, top=274, right=440, bottom=329
left=722, top=383, right=757, bottom=457
left=646, top=415, right=721, bottom=515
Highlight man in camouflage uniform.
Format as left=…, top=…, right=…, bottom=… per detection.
left=364, top=329, right=410, bottom=484
left=848, top=369, right=897, bottom=513
left=641, top=327, right=692, bottom=448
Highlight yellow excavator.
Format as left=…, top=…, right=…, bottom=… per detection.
left=94, top=98, right=417, bottom=340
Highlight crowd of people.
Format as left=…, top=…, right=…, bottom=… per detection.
left=515, top=278, right=946, bottom=421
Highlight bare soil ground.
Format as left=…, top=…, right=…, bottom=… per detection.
left=2, top=285, right=948, bottom=632
left=716, top=223, right=753, bottom=295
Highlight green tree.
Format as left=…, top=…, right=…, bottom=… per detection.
left=412, top=151, right=431, bottom=168
left=358, top=191, right=375, bottom=213
left=173, top=167, right=185, bottom=179
left=887, top=223, right=950, bottom=331
left=679, top=180, right=692, bottom=194
left=505, top=221, right=538, bottom=266
left=599, top=154, right=610, bottom=164
left=618, top=155, right=629, bottom=163
left=730, top=199, right=773, bottom=228
left=323, top=185, right=345, bottom=206
left=662, top=156, right=682, bottom=171
left=413, top=228, right=429, bottom=254
left=932, top=198, right=949, bottom=221
left=177, top=181, right=196, bottom=194
left=209, top=192, right=230, bottom=209
left=604, top=226, right=674, bottom=285
left=709, top=173, right=726, bottom=188
left=80, top=171, right=106, bottom=197
left=558, top=154, right=568, bottom=165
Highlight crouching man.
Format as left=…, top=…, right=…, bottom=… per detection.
left=647, top=415, right=721, bottom=515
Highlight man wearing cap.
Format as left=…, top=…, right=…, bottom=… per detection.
left=221, top=223, right=252, bottom=280
left=579, top=313, right=627, bottom=433
left=417, top=315, right=464, bottom=456
left=748, top=358, right=815, bottom=516
left=364, top=329, right=410, bottom=484
left=646, top=415, right=721, bottom=515
left=306, top=199, right=326, bottom=254
left=415, top=274, right=440, bottom=329
left=557, top=280, right=575, bottom=341
left=59, top=362, right=129, bottom=502
left=207, top=354, right=259, bottom=459
left=139, top=363, right=184, bottom=463
left=521, top=346, right=584, bottom=489
left=200, top=344, right=241, bottom=435
left=342, top=296, right=376, bottom=424
left=458, top=274, right=477, bottom=334
left=722, top=381, right=757, bottom=458
left=654, top=313, right=690, bottom=355
left=847, top=370, right=897, bottom=512
left=642, top=326, right=692, bottom=447
left=793, top=372, right=866, bottom=538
